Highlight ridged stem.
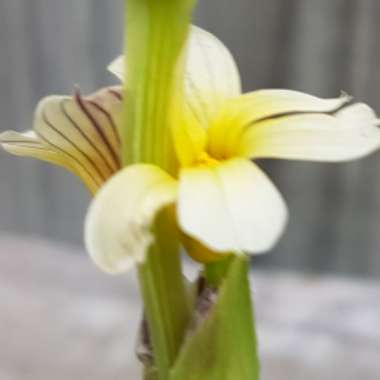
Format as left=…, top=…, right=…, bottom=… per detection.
left=122, top=1, right=196, bottom=379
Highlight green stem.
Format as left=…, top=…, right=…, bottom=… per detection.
left=138, top=210, right=190, bottom=379
left=204, top=256, right=233, bottom=287
left=123, top=1, right=196, bottom=378
left=123, top=0, right=196, bottom=171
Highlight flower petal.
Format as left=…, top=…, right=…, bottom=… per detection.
left=171, top=104, right=208, bottom=167
left=109, top=25, right=241, bottom=127
left=178, top=158, right=288, bottom=254
left=184, top=26, right=241, bottom=126
left=208, top=90, right=350, bottom=158
left=85, top=164, right=178, bottom=274
left=207, top=90, right=380, bottom=161
left=226, top=89, right=351, bottom=125
left=239, top=103, right=380, bottom=162
left=177, top=26, right=241, bottom=165
left=0, top=86, right=123, bottom=193
left=0, top=130, right=101, bottom=192
left=108, top=57, right=124, bottom=82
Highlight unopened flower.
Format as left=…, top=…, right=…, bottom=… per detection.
left=2, top=26, right=380, bottom=273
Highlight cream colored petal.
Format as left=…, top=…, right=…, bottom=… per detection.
left=0, top=86, right=123, bottom=193
left=109, top=25, right=241, bottom=127
left=226, top=89, right=351, bottom=123
left=176, top=26, right=241, bottom=164
left=184, top=26, right=241, bottom=127
left=0, top=130, right=100, bottom=193
left=178, top=158, right=288, bottom=254
left=171, top=105, right=208, bottom=167
left=85, top=164, right=178, bottom=274
left=84, top=86, right=123, bottom=154
left=238, top=103, right=380, bottom=161
left=108, top=56, right=124, bottom=82
left=208, top=90, right=352, bottom=158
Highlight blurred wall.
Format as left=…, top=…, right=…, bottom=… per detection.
left=0, top=0, right=380, bottom=276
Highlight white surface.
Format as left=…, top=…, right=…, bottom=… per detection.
left=0, top=235, right=379, bottom=380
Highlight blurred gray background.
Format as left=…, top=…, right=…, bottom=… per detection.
left=1, top=0, right=380, bottom=277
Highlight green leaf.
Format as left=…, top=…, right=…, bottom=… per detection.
left=170, top=256, right=260, bottom=380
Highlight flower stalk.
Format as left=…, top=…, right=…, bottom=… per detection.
left=123, top=0, right=195, bottom=378
left=204, top=256, right=233, bottom=287
left=138, top=209, right=189, bottom=379
left=123, top=0, right=195, bottom=170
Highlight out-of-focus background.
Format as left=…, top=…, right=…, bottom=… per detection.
left=1, top=0, right=380, bottom=276
left=1, top=1, right=380, bottom=380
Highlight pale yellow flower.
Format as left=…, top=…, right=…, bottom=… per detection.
left=2, top=26, right=380, bottom=273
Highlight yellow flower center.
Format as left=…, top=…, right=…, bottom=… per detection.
left=194, top=151, right=219, bottom=167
